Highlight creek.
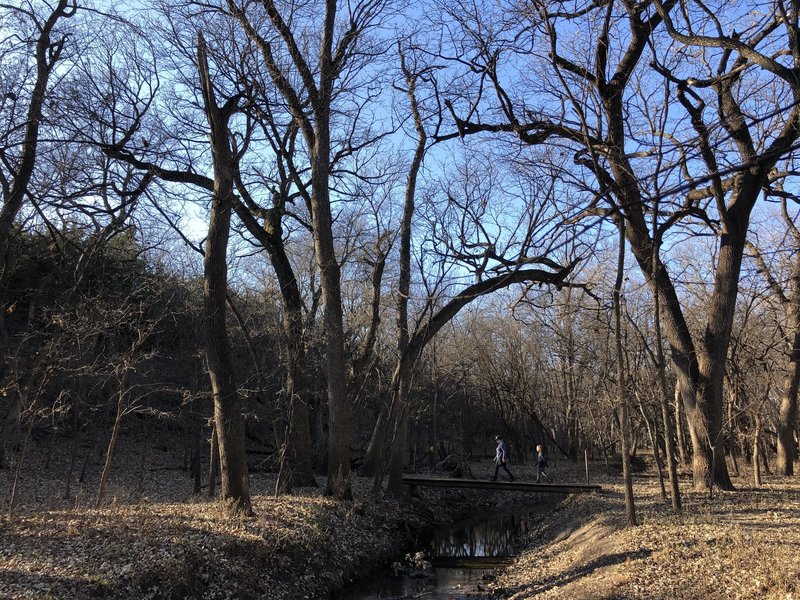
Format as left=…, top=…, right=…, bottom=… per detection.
left=335, top=501, right=547, bottom=600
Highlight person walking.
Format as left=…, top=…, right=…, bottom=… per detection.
left=535, top=444, right=551, bottom=483
left=492, top=435, right=515, bottom=481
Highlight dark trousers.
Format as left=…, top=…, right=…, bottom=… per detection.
left=493, top=461, right=514, bottom=480
left=536, top=464, right=550, bottom=482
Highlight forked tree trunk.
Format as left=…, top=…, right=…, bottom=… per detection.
left=197, top=32, right=251, bottom=513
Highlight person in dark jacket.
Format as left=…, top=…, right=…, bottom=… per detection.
left=491, top=435, right=515, bottom=481
left=535, top=444, right=551, bottom=483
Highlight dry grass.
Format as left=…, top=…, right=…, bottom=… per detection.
left=490, top=463, right=800, bottom=600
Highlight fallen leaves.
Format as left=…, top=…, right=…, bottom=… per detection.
left=489, top=466, right=800, bottom=600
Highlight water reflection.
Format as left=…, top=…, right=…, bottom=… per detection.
left=432, top=511, right=532, bottom=558
left=335, top=504, right=540, bottom=600
left=335, top=566, right=497, bottom=600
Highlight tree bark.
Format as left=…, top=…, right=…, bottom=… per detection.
left=197, top=32, right=251, bottom=513
left=614, top=222, right=636, bottom=527
left=233, top=205, right=317, bottom=489
left=777, top=332, right=800, bottom=476
left=310, top=134, right=352, bottom=499
left=753, top=412, right=762, bottom=487
left=674, top=381, right=688, bottom=466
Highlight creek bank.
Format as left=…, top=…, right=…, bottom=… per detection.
left=0, top=474, right=556, bottom=600
left=485, top=476, right=800, bottom=600
left=336, top=495, right=568, bottom=600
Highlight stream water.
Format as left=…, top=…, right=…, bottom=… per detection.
left=335, top=502, right=544, bottom=600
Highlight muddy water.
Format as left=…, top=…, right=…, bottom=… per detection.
left=335, top=503, right=545, bottom=600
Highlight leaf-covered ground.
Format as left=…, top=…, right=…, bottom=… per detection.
left=0, top=439, right=512, bottom=599
left=489, top=469, right=800, bottom=600
left=2, top=441, right=800, bottom=600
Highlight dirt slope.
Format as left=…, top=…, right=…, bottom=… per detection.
left=491, top=472, right=800, bottom=600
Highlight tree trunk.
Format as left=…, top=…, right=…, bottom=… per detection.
left=360, top=405, right=389, bottom=477
left=674, top=381, right=688, bottom=466
left=96, top=372, right=130, bottom=508
left=777, top=315, right=800, bottom=476
left=614, top=221, right=636, bottom=527
left=209, top=424, right=219, bottom=498
left=386, top=366, right=412, bottom=495
left=304, top=87, right=352, bottom=498
left=753, top=412, right=762, bottom=487
left=692, top=225, right=751, bottom=491
left=197, top=32, right=251, bottom=513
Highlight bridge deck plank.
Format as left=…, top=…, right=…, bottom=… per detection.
left=401, top=476, right=601, bottom=494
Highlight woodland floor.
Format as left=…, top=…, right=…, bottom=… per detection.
left=488, top=469, right=800, bottom=600
left=1, top=437, right=799, bottom=600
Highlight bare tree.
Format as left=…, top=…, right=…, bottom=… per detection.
left=0, top=0, right=77, bottom=465
left=0, top=0, right=77, bottom=265
left=95, top=296, right=165, bottom=507
left=747, top=198, right=800, bottom=476
left=225, top=0, right=392, bottom=498
left=437, top=0, right=800, bottom=490
left=194, top=31, right=252, bottom=512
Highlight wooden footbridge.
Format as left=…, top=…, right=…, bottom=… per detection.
left=401, top=476, right=601, bottom=495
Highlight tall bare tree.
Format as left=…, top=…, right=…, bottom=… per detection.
left=747, top=197, right=800, bottom=476
left=196, top=31, right=251, bottom=512
left=439, top=0, right=800, bottom=490
left=0, top=0, right=77, bottom=464
left=226, top=0, right=391, bottom=498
